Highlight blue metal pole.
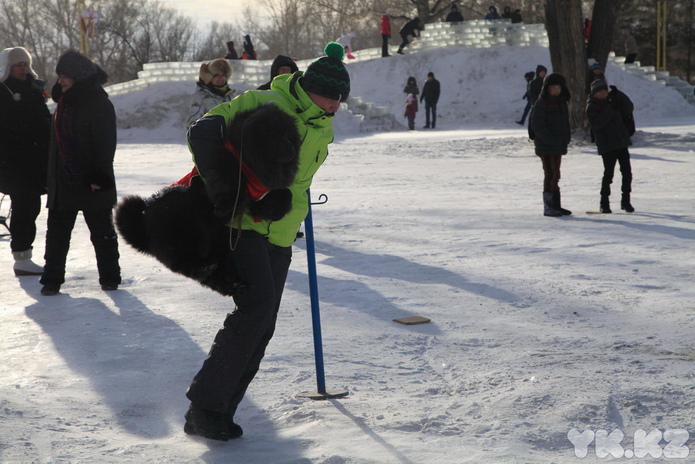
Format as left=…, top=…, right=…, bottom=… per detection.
left=304, top=189, right=327, bottom=394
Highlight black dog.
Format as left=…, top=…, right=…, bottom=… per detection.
left=115, top=105, right=301, bottom=295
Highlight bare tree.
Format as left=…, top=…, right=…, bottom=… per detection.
left=545, top=0, right=586, bottom=129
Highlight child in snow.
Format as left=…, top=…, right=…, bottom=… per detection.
left=585, top=80, right=635, bottom=213
left=336, top=32, right=357, bottom=59
left=404, top=93, right=418, bottom=130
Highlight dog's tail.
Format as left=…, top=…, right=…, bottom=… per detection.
left=114, top=195, right=150, bottom=253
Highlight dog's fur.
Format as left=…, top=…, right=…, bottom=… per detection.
left=114, top=105, right=300, bottom=296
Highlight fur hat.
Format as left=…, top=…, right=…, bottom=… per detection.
left=301, top=42, right=350, bottom=102
left=56, top=50, right=98, bottom=82
left=0, top=46, right=38, bottom=81
left=544, top=73, right=566, bottom=87
left=590, top=79, right=609, bottom=96
left=199, top=58, right=232, bottom=84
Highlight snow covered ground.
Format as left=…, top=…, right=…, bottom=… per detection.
left=1, top=46, right=694, bottom=464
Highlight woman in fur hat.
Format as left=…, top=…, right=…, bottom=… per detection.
left=182, top=42, right=350, bottom=442
left=0, top=46, right=51, bottom=276
left=40, top=50, right=121, bottom=295
left=186, top=58, right=235, bottom=129
left=530, top=72, right=572, bottom=217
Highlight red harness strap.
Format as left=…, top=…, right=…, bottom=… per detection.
left=223, top=140, right=270, bottom=201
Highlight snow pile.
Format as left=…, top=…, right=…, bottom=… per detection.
left=1, top=44, right=694, bottom=464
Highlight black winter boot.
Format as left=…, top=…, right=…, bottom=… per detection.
left=553, top=191, right=572, bottom=215
left=184, top=403, right=237, bottom=441
left=543, top=192, right=562, bottom=217
left=621, top=193, right=635, bottom=213
left=600, top=196, right=612, bottom=214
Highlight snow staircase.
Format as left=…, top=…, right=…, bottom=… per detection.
left=606, top=51, right=695, bottom=106
left=343, top=96, right=406, bottom=132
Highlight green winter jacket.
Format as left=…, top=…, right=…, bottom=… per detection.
left=189, top=71, right=334, bottom=247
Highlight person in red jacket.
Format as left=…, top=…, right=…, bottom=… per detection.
left=381, top=15, right=391, bottom=57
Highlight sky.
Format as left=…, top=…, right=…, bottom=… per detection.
left=158, top=0, right=251, bottom=27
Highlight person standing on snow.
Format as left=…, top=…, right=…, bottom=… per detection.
left=420, top=71, right=440, bottom=129
left=381, top=14, right=392, bottom=57
left=585, top=80, right=635, bottom=214
left=0, top=47, right=51, bottom=277
left=186, top=58, right=235, bottom=129
left=516, top=71, right=535, bottom=125
left=404, top=93, right=418, bottom=130
left=530, top=73, right=572, bottom=217
left=257, top=55, right=299, bottom=90
left=403, top=76, right=419, bottom=98
left=41, top=50, right=121, bottom=295
left=183, top=42, right=351, bottom=442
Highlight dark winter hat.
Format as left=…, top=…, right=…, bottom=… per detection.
left=590, top=79, right=609, bottom=96
left=301, top=42, right=350, bottom=102
left=427, top=71, right=434, bottom=78
left=590, top=62, right=602, bottom=70
left=56, top=50, right=98, bottom=82
left=543, top=73, right=566, bottom=87
left=536, top=64, right=547, bottom=74
left=524, top=71, right=535, bottom=80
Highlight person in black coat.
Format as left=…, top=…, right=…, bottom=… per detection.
left=40, top=50, right=120, bottom=295
left=530, top=73, right=572, bottom=217
left=0, top=46, right=51, bottom=276
left=445, top=5, right=464, bottom=22
left=516, top=71, right=535, bottom=125
left=256, top=55, right=298, bottom=90
left=420, top=72, right=440, bottom=129
left=527, top=64, right=547, bottom=114
left=585, top=80, right=635, bottom=213
left=397, top=17, right=423, bottom=55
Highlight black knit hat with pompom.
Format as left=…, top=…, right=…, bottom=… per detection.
left=301, top=42, right=350, bottom=102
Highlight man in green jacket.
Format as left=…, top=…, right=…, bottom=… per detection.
left=184, top=42, right=350, bottom=441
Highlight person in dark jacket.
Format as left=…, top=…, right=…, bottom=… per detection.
left=0, top=47, right=51, bottom=276
left=530, top=73, right=572, bottom=217
left=420, top=72, right=440, bottom=129
left=40, top=50, right=120, bottom=295
left=224, top=41, right=238, bottom=60
left=445, top=5, right=464, bottom=22
left=403, top=76, right=419, bottom=98
left=484, top=5, right=502, bottom=20
left=527, top=65, right=546, bottom=111
left=242, top=35, right=257, bottom=60
left=397, top=17, right=423, bottom=55
left=585, top=80, right=635, bottom=213
left=257, top=55, right=298, bottom=90
left=516, top=71, right=535, bottom=125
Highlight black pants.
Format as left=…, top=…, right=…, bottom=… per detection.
left=398, top=33, right=410, bottom=52
left=186, top=230, right=292, bottom=418
left=41, top=208, right=121, bottom=286
left=8, top=193, right=42, bottom=252
left=424, top=101, right=437, bottom=127
left=381, top=34, right=390, bottom=56
left=540, top=154, right=562, bottom=192
left=601, top=148, right=632, bottom=197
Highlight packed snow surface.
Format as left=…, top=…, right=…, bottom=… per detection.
left=1, top=45, right=694, bottom=463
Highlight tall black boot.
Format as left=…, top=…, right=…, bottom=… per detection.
left=600, top=195, right=612, bottom=214
left=543, top=192, right=562, bottom=217
left=621, top=193, right=635, bottom=212
left=553, top=191, right=572, bottom=215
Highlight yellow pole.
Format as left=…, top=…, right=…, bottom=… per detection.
left=663, top=2, right=667, bottom=71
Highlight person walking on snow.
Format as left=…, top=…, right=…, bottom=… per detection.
left=516, top=71, right=535, bottom=125
left=420, top=71, right=440, bottom=129
left=0, top=47, right=51, bottom=276
left=183, top=42, right=351, bottom=442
